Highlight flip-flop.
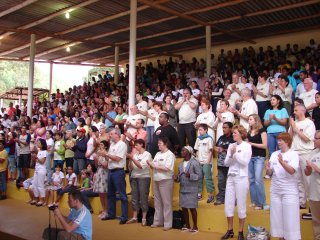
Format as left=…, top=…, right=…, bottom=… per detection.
left=189, top=228, right=199, bottom=233
left=36, top=202, right=43, bottom=207
left=30, top=200, right=37, bottom=205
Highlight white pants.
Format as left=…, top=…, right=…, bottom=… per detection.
left=225, top=175, right=248, bottom=219
left=298, top=153, right=311, bottom=206
left=32, top=171, right=46, bottom=198
left=270, top=191, right=301, bottom=240
left=153, top=179, right=173, bottom=228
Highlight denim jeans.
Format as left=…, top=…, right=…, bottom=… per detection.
left=107, top=169, right=128, bottom=221
left=0, top=171, right=6, bottom=193
left=216, top=166, right=229, bottom=202
left=267, top=132, right=281, bottom=158
left=198, top=164, right=214, bottom=194
left=146, top=126, right=154, bottom=152
left=248, top=156, right=266, bottom=207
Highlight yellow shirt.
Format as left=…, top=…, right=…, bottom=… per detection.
left=0, top=150, right=8, bottom=172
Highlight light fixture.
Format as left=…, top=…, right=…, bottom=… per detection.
left=66, top=46, right=71, bottom=52
left=65, top=12, right=70, bottom=19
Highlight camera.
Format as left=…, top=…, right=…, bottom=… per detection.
left=48, top=205, right=57, bottom=211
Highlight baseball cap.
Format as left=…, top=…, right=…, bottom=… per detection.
left=77, top=128, right=86, bottom=134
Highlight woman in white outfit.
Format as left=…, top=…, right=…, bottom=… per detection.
left=221, top=125, right=252, bottom=240
left=147, top=137, right=175, bottom=231
left=31, top=138, right=47, bottom=206
left=265, top=132, right=301, bottom=240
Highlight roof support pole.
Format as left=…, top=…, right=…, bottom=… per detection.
left=114, top=45, right=119, bottom=84
left=0, top=99, right=3, bottom=109
left=205, top=25, right=211, bottom=78
left=128, top=0, right=137, bottom=110
left=49, top=62, right=53, bottom=96
left=18, top=89, right=22, bottom=107
left=27, top=34, right=36, bottom=118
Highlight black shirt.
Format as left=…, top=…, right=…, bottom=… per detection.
left=312, top=106, right=320, bottom=130
left=151, top=124, right=179, bottom=157
left=247, top=128, right=266, bottom=157
left=216, top=134, right=235, bottom=167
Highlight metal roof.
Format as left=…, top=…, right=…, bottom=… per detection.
left=0, top=0, right=319, bottom=65
left=0, top=87, right=49, bottom=100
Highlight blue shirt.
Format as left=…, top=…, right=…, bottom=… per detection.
left=104, top=111, right=117, bottom=128
left=67, top=205, right=92, bottom=240
left=264, top=108, right=289, bottom=133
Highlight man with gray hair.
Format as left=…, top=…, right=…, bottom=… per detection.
left=102, top=128, right=128, bottom=224
left=289, top=104, right=316, bottom=209
left=230, top=88, right=258, bottom=131
left=299, top=78, right=318, bottom=114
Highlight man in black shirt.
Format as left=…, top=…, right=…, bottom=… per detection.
left=151, top=112, right=179, bottom=157
left=213, top=122, right=234, bottom=205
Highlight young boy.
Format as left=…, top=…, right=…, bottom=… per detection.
left=0, top=141, right=8, bottom=200
left=214, top=122, right=234, bottom=205
left=194, top=124, right=215, bottom=203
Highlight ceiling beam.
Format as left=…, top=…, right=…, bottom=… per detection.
left=0, top=0, right=38, bottom=18
left=53, top=46, right=113, bottom=61
left=0, top=0, right=99, bottom=39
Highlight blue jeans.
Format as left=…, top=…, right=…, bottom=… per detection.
left=248, top=156, right=266, bottom=207
left=107, top=169, right=128, bottom=221
left=267, top=132, right=281, bottom=158
left=46, top=154, right=53, bottom=184
left=81, top=189, right=99, bottom=211
left=146, top=126, right=154, bottom=152
left=0, top=171, right=6, bottom=193
left=216, top=166, right=229, bottom=202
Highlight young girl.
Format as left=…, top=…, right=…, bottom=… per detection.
left=175, top=146, right=202, bottom=233
left=53, top=132, right=65, bottom=169
left=55, top=166, right=77, bottom=205
left=30, top=139, right=47, bottom=206
left=48, top=164, right=64, bottom=207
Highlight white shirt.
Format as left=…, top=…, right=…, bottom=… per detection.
left=147, top=108, right=157, bottom=127
left=152, top=150, right=175, bottom=181
left=66, top=173, right=77, bottom=186
left=108, top=140, right=127, bottom=170
left=196, top=111, right=215, bottom=139
left=137, top=101, right=148, bottom=123
left=239, top=98, right=258, bottom=131
left=269, top=150, right=299, bottom=193
left=309, top=149, right=320, bottom=201
left=53, top=140, right=63, bottom=160
left=177, top=96, right=198, bottom=124
left=46, top=138, right=54, bottom=155
left=255, top=81, right=271, bottom=101
left=290, top=118, right=316, bottom=155
left=126, top=113, right=143, bottom=140
left=194, top=137, right=213, bottom=164
left=191, top=89, right=201, bottom=98
left=216, top=99, right=236, bottom=110
left=51, top=171, right=64, bottom=188
left=299, top=89, right=318, bottom=114
left=228, top=82, right=245, bottom=102
left=296, top=81, right=317, bottom=98
left=273, top=85, right=293, bottom=103
left=92, top=121, right=104, bottom=129
left=35, top=150, right=47, bottom=172
left=215, top=111, right=235, bottom=141
left=131, top=151, right=151, bottom=178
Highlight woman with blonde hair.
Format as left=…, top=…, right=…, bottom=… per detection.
left=247, top=114, right=267, bottom=210
left=221, top=125, right=252, bottom=240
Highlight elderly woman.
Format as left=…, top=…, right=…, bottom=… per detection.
left=175, top=146, right=202, bottom=233
left=147, top=137, right=175, bottom=231
left=126, top=139, right=152, bottom=226
left=221, top=125, right=252, bottom=240
left=265, top=132, right=301, bottom=240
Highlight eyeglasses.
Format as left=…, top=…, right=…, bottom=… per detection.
left=315, top=137, right=320, bottom=140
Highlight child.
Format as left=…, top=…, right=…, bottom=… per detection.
left=6, top=132, right=17, bottom=181
left=213, top=122, right=234, bottom=205
left=0, top=141, right=8, bottom=200
left=55, top=166, right=77, bottom=205
left=174, top=146, right=202, bottom=233
left=48, top=164, right=64, bottom=207
left=53, top=132, right=65, bottom=169
left=79, top=170, right=90, bottom=190
left=194, top=124, right=215, bottom=203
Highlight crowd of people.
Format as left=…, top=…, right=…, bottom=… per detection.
left=0, top=39, right=319, bottom=240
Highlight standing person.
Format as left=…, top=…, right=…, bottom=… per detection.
left=163, top=94, right=177, bottom=129
left=53, top=132, right=65, bottom=169
left=230, top=88, right=258, bottom=131
left=147, top=137, right=175, bottom=231
left=312, top=92, right=320, bottom=130
left=175, top=88, right=198, bottom=149
left=85, top=126, right=98, bottom=165
left=214, top=100, right=235, bottom=142
left=145, top=99, right=156, bottom=151
left=15, top=125, right=31, bottom=179
left=289, top=104, right=316, bottom=209
left=32, top=139, right=47, bottom=206
left=103, top=128, right=128, bottom=224
left=64, top=130, right=76, bottom=168
left=126, top=139, right=152, bottom=225
left=247, top=114, right=267, bottom=210
left=73, top=128, right=88, bottom=179
left=304, top=130, right=320, bottom=239
left=227, top=73, right=245, bottom=106
left=264, top=95, right=289, bottom=158
left=265, top=133, right=301, bottom=240
left=252, top=73, right=271, bottom=122
left=0, top=141, right=8, bottom=200
left=271, top=75, right=293, bottom=115
left=6, top=132, right=17, bottom=181
left=136, top=92, right=148, bottom=124
left=221, top=125, right=252, bottom=240
left=174, top=146, right=202, bottom=233
left=195, top=98, right=215, bottom=139
left=299, top=78, right=318, bottom=115
left=45, top=130, right=54, bottom=184
left=214, top=122, right=234, bottom=205
left=93, top=140, right=109, bottom=220
left=194, top=124, right=215, bottom=203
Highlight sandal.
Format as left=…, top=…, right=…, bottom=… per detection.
left=181, top=227, right=190, bottom=232
left=189, top=228, right=199, bottom=233
left=126, top=218, right=138, bottom=224
left=36, top=202, right=43, bottom=207
left=141, top=219, right=147, bottom=226
left=30, top=200, right=37, bottom=205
